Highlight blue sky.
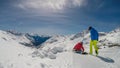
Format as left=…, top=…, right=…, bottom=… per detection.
left=0, top=0, right=120, bottom=35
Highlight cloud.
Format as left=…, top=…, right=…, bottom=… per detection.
left=17, top=0, right=85, bottom=12
left=15, top=0, right=87, bottom=24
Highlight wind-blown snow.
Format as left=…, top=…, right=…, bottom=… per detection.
left=0, top=28, right=120, bottom=68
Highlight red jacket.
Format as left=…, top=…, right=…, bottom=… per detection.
left=73, top=42, right=84, bottom=52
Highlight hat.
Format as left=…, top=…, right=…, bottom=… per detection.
left=88, top=26, right=92, bottom=30
left=80, top=41, right=83, bottom=44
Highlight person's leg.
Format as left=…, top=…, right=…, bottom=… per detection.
left=90, top=40, right=93, bottom=54
left=75, top=50, right=82, bottom=54
left=93, top=40, right=98, bottom=55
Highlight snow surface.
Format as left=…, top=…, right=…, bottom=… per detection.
left=0, top=28, right=120, bottom=68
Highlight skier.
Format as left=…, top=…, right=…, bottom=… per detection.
left=88, top=26, right=99, bottom=56
left=73, top=42, right=84, bottom=53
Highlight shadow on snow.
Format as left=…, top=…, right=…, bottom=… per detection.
left=97, top=56, right=115, bottom=63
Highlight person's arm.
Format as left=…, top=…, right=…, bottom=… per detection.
left=81, top=46, right=84, bottom=52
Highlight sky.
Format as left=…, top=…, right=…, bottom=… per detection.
left=0, top=0, right=120, bottom=35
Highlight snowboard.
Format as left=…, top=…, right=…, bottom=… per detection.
left=73, top=50, right=98, bottom=56
left=73, top=50, right=88, bottom=55
left=82, top=52, right=88, bottom=55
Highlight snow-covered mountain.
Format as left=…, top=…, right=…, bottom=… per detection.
left=25, top=33, right=50, bottom=46
left=0, top=30, right=51, bottom=47
left=42, top=28, right=120, bottom=49
left=0, top=30, right=33, bottom=46
left=0, top=28, right=120, bottom=68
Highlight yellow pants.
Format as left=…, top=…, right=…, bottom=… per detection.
left=90, top=40, right=98, bottom=55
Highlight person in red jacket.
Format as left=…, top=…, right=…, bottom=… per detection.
left=73, top=42, right=84, bottom=53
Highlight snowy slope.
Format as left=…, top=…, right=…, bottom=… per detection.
left=0, top=30, right=72, bottom=68
left=0, top=28, right=120, bottom=68
left=39, top=28, right=120, bottom=68
left=73, top=47, right=120, bottom=68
